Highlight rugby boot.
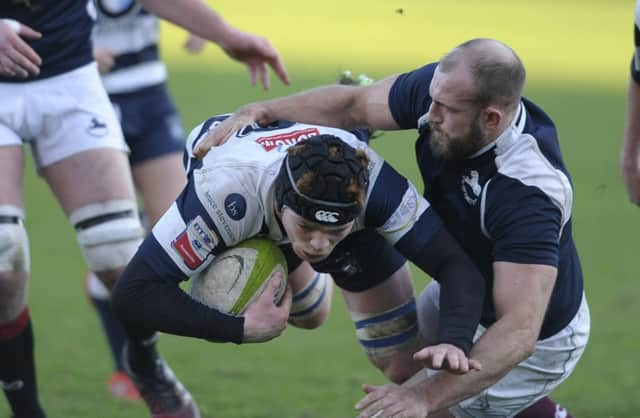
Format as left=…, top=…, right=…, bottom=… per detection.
left=123, top=344, right=199, bottom=418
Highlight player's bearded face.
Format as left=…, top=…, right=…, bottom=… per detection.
left=429, top=110, right=487, bottom=160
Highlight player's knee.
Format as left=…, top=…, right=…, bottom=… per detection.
left=352, top=298, right=421, bottom=382
left=70, top=200, right=143, bottom=286
left=0, top=206, right=30, bottom=274
left=288, top=272, right=332, bottom=329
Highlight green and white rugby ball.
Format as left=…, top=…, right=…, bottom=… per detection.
left=189, top=238, right=288, bottom=315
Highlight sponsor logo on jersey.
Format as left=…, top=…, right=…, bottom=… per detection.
left=461, top=170, right=482, bottom=205
left=0, top=379, right=24, bottom=391
left=171, top=216, right=219, bottom=270
left=256, top=128, right=320, bottom=151
left=87, top=117, right=109, bottom=138
left=224, top=193, right=247, bottom=220
left=314, top=210, right=339, bottom=223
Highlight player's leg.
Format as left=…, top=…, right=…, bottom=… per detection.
left=84, top=84, right=187, bottom=400
left=0, top=145, right=45, bottom=418
left=417, top=283, right=590, bottom=417
left=35, top=64, right=197, bottom=417
left=285, top=260, right=333, bottom=329
left=312, top=229, right=422, bottom=384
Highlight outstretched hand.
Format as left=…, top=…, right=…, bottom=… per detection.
left=219, top=28, right=289, bottom=90
left=193, top=105, right=263, bottom=159
left=413, top=343, right=482, bottom=375
left=242, top=270, right=292, bottom=343
left=0, top=19, right=42, bottom=78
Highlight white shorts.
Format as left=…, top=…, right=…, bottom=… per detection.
left=0, top=62, right=128, bottom=168
left=418, top=281, right=590, bottom=418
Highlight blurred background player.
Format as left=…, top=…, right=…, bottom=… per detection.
left=621, top=0, right=640, bottom=206
left=0, top=1, right=290, bottom=417
left=84, top=0, right=292, bottom=402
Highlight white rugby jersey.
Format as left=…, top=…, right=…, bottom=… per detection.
left=92, top=1, right=166, bottom=93
left=141, top=116, right=440, bottom=281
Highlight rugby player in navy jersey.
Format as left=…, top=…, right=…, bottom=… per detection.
left=194, top=38, right=590, bottom=418
left=0, top=1, right=290, bottom=417
left=622, top=0, right=640, bottom=206
left=112, top=120, right=487, bottom=417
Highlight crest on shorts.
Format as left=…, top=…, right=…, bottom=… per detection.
left=87, top=116, right=109, bottom=138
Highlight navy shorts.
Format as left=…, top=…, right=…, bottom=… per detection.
left=281, top=229, right=406, bottom=292
left=109, top=83, right=184, bottom=165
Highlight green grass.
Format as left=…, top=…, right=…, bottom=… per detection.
left=3, top=1, right=639, bottom=417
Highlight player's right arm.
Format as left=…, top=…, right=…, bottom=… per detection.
left=0, top=18, right=41, bottom=77
left=193, top=75, right=402, bottom=158
left=621, top=1, right=640, bottom=206
left=112, top=120, right=290, bottom=344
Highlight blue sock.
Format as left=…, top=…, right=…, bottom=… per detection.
left=86, top=273, right=127, bottom=371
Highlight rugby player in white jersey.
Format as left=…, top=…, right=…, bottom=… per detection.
left=194, top=39, right=589, bottom=418
left=112, top=118, right=487, bottom=418
left=0, top=1, right=289, bottom=417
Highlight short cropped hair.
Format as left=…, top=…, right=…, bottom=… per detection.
left=440, top=38, right=526, bottom=112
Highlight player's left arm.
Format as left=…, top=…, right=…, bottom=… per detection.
left=138, top=0, right=288, bottom=88
left=366, top=162, right=485, bottom=359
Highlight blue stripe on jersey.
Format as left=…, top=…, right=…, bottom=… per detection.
left=354, top=300, right=416, bottom=329
left=358, top=325, right=418, bottom=348
left=175, top=180, right=229, bottom=254
left=0, top=0, right=93, bottom=82
left=364, top=162, right=410, bottom=227
left=111, top=45, right=160, bottom=73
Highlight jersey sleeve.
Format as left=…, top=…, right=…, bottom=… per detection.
left=146, top=167, right=263, bottom=279
left=388, top=63, right=438, bottom=129
left=365, top=161, right=485, bottom=353
left=483, top=176, right=563, bottom=267
left=365, top=161, right=440, bottom=245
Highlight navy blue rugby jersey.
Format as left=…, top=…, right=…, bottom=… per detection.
left=389, top=63, right=584, bottom=339
left=0, top=0, right=94, bottom=82
left=93, top=1, right=165, bottom=93
left=140, top=115, right=442, bottom=283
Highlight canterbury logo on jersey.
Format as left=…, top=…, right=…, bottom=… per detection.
left=315, top=210, right=339, bottom=223
left=0, top=379, right=24, bottom=391
left=256, top=128, right=320, bottom=151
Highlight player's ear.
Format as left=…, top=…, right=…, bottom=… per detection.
left=483, top=105, right=502, bottom=131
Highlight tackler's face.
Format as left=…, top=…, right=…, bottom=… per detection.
left=281, top=207, right=354, bottom=263
left=426, top=65, right=489, bottom=160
